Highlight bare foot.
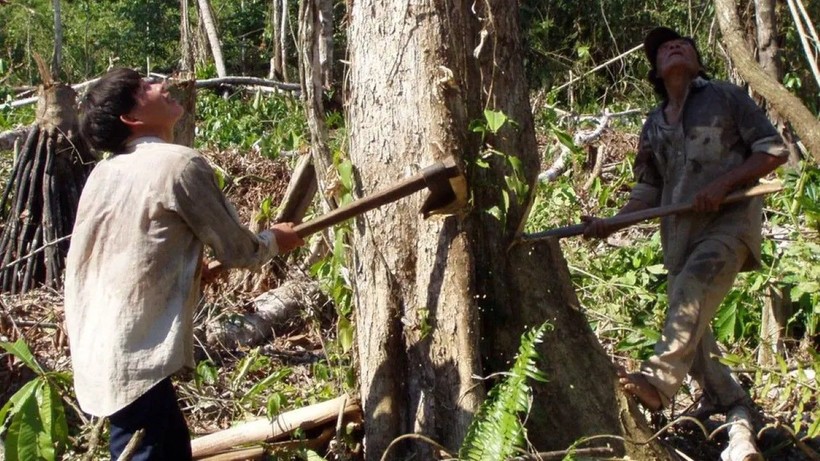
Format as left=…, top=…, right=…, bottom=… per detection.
left=617, top=366, right=663, bottom=412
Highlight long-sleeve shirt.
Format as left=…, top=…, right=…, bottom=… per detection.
left=64, top=137, right=278, bottom=416
left=628, top=78, right=787, bottom=274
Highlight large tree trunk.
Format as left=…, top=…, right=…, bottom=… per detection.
left=346, top=1, right=667, bottom=459
left=714, top=0, right=820, bottom=163
left=196, top=0, right=227, bottom=78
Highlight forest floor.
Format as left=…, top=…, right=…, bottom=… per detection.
left=0, top=139, right=817, bottom=460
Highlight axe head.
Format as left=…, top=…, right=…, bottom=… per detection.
left=420, top=157, right=468, bottom=218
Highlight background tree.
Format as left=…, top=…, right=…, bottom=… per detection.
left=714, top=0, right=820, bottom=163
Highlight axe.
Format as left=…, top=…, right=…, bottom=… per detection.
left=520, top=181, right=782, bottom=241
left=206, top=157, right=466, bottom=274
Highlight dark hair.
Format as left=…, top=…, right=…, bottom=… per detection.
left=79, top=68, right=142, bottom=154
left=647, top=36, right=710, bottom=100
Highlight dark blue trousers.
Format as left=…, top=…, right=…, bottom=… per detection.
left=109, top=378, right=192, bottom=461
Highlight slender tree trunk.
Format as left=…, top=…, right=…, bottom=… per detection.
left=754, top=0, right=782, bottom=79
left=180, top=0, right=195, bottom=73
left=714, top=0, right=820, bottom=163
left=51, top=0, right=62, bottom=77
left=280, top=0, right=290, bottom=82
left=317, top=0, right=333, bottom=88
left=753, top=0, right=802, bottom=165
left=270, top=0, right=283, bottom=79
left=197, top=0, right=227, bottom=77
left=298, top=0, right=333, bottom=208
left=347, top=1, right=668, bottom=459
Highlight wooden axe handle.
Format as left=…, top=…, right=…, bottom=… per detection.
left=523, top=182, right=782, bottom=241
left=206, top=159, right=460, bottom=274
left=293, top=158, right=459, bottom=238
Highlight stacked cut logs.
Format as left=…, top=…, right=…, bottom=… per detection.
left=0, top=82, right=94, bottom=293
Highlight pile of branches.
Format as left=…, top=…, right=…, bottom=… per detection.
left=0, top=82, right=94, bottom=293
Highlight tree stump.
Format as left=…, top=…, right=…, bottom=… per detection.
left=0, top=82, right=94, bottom=293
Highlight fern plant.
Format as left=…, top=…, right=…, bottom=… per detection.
left=459, top=322, right=551, bottom=460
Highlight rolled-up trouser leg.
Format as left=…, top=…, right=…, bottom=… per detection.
left=640, top=238, right=749, bottom=408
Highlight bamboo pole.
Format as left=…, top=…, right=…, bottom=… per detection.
left=190, top=395, right=360, bottom=459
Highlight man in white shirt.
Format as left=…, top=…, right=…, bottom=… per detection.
left=65, top=68, right=304, bottom=460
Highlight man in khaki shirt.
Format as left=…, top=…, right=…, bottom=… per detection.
left=583, top=28, right=787, bottom=413
left=65, top=68, right=304, bottom=460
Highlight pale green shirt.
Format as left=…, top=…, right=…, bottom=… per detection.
left=65, top=137, right=278, bottom=416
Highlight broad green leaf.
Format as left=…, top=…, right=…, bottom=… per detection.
left=646, top=264, right=666, bottom=275
left=32, top=380, right=67, bottom=460
left=338, top=316, right=354, bottom=353
left=714, top=303, right=739, bottom=342
left=337, top=160, right=354, bottom=191
left=0, top=379, right=41, bottom=435
left=6, top=381, right=46, bottom=461
left=1, top=339, right=44, bottom=375
left=483, top=110, right=508, bottom=134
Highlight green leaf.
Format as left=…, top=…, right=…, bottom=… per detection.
left=714, top=303, right=739, bottom=342
left=243, top=368, right=291, bottom=404
left=0, top=379, right=41, bottom=435
left=646, top=264, right=666, bottom=275
left=483, top=110, right=508, bottom=134
left=338, top=160, right=354, bottom=192
left=267, top=392, right=285, bottom=418
left=302, top=449, right=327, bottom=461
left=33, top=383, right=57, bottom=461
left=6, top=380, right=46, bottom=461
left=196, top=360, right=219, bottom=388
left=486, top=206, right=503, bottom=222
left=1, top=339, right=44, bottom=375
left=468, top=119, right=486, bottom=134
left=338, top=316, right=354, bottom=353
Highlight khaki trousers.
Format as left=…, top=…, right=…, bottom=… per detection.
left=641, top=238, right=749, bottom=408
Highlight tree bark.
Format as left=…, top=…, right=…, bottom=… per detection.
left=196, top=0, right=227, bottom=78
left=180, top=0, right=195, bottom=73
left=317, top=0, right=333, bottom=88
left=280, top=0, right=290, bottom=82
left=347, top=1, right=668, bottom=459
left=51, top=0, right=62, bottom=77
left=754, top=0, right=782, bottom=80
left=753, top=0, right=802, bottom=165
left=714, top=0, right=820, bottom=163
left=298, top=0, right=336, bottom=210
left=270, top=0, right=283, bottom=80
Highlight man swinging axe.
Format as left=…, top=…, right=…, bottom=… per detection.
left=582, top=27, right=787, bottom=413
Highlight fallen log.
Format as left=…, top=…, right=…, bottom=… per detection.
left=205, top=275, right=321, bottom=348
left=191, top=395, right=361, bottom=459
left=721, top=405, right=763, bottom=461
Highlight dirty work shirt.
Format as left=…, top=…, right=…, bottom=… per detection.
left=629, top=78, right=787, bottom=274
left=65, top=137, right=278, bottom=417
